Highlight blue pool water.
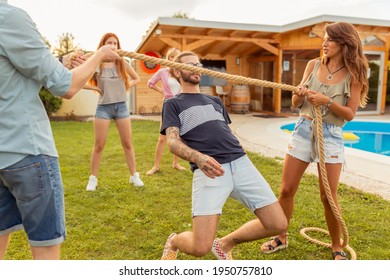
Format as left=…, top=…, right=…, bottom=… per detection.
left=280, top=121, right=390, bottom=157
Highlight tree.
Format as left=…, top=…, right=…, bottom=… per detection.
left=41, top=35, right=52, bottom=51
left=143, top=11, right=193, bottom=40
left=39, top=87, right=63, bottom=117
left=171, top=11, right=192, bottom=19
left=38, top=33, right=78, bottom=116
left=53, top=32, right=79, bottom=58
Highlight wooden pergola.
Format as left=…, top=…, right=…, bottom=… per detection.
left=133, top=15, right=390, bottom=115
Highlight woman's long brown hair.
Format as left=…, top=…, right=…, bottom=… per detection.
left=322, top=22, right=369, bottom=107
left=89, top=33, right=130, bottom=90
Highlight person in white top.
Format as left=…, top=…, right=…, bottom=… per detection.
left=86, top=33, right=144, bottom=191
left=146, top=48, right=186, bottom=175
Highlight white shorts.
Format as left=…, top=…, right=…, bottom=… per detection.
left=191, top=155, right=277, bottom=216
left=287, top=116, right=344, bottom=164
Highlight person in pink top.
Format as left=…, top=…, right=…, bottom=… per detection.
left=146, top=48, right=187, bottom=175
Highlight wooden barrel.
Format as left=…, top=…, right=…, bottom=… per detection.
left=199, top=86, right=215, bottom=96
left=230, top=85, right=250, bottom=114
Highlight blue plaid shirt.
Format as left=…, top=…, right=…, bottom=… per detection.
left=0, top=0, right=72, bottom=168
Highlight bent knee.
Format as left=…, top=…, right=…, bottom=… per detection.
left=275, top=218, right=288, bottom=233
left=94, top=144, right=105, bottom=153
left=121, top=142, right=134, bottom=151
left=263, top=214, right=288, bottom=234
left=269, top=215, right=288, bottom=231
left=157, top=137, right=166, bottom=145
left=192, top=243, right=212, bottom=257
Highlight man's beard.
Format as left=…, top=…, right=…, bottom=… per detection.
left=180, top=70, right=201, bottom=85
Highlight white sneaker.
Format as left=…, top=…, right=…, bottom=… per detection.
left=130, top=172, right=144, bottom=187
left=86, top=175, right=97, bottom=191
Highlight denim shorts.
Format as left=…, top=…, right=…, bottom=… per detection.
left=95, top=102, right=130, bottom=120
left=0, top=155, right=66, bottom=246
left=192, top=155, right=277, bottom=216
left=287, top=116, right=344, bottom=164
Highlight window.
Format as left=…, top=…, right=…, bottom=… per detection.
left=199, top=60, right=227, bottom=86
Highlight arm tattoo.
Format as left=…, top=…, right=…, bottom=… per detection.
left=166, top=127, right=202, bottom=163
left=232, top=238, right=242, bottom=245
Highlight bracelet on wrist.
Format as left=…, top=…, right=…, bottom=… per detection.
left=326, top=99, right=333, bottom=109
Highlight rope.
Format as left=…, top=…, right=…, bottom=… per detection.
left=298, top=106, right=356, bottom=260
left=117, top=50, right=297, bottom=92
left=300, top=227, right=357, bottom=260
left=86, top=50, right=356, bottom=259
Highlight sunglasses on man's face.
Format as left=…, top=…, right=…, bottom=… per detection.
left=185, top=62, right=203, bottom=68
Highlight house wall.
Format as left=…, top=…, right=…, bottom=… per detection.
left=280, top=29, right=323, bottom=50
left=133, top=60, right=164, bottom=115
left=56, top=89, right=99, bottom=117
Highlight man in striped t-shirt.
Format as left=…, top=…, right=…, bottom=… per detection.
left=159, top=51, right=287, bottom=260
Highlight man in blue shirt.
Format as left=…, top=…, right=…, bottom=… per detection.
left=0, top=0, right=120, bottom=259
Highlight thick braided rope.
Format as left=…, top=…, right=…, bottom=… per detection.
left=299, top=106, right=356, bottom=260
left=117, top=50, right=297, bottom=91
left=115, top=50, right=355, bottom=258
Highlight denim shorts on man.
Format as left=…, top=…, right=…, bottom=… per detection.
left=192, top=155, right=277, bottom=216
left=0, top=155, right=66, bottom=246
left=95, top=102, right=130, bottom=120
left=287, top=116, right=344, bottom=164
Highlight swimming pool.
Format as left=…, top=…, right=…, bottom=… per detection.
left=280, top=121, right=390, bottom=157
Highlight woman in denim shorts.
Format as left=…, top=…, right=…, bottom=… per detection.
left=261, top=22, right=369, bottom=260
left=85, top=33, right=144, bottom=191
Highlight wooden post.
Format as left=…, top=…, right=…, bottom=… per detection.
left=381, top=36, right=390, bottom=114
left=274, top=49, right=283, bottom=113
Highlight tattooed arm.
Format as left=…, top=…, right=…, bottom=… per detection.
left=166, top=126, right=224, bottom=178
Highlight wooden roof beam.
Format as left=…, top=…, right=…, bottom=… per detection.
left=247, top=56, right=277, bottom=63
left=158, top=33, right=278, bottom=44
left=184, top=39, right=214, bottom=51
left=200, top=29, right=237, bottom=56
left=362, top=34, right=386, bottom=44
left=311, top=23, right=327, bottom=36
left=239, top=45, right=261, bottom=56
left=254, top=42, right=279, bottom=56
left=227, top=30, right=240, bottom=37
left=359, top=25, right=374, bottom=33
left=157, top=37, right=181, bottom=50
left=200, top=41, right=221, bottom=56
left=179, top=26, right=190, bottom=34
left=250, top=31, right=262, bottom=38
left=220, top=42, right=240, bottom=57
left=224, top=30, right=235, bottom=36
left=201, top=28, right=213, bottom=35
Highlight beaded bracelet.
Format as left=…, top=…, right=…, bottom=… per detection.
left=326, top=99, right=333, bottom=109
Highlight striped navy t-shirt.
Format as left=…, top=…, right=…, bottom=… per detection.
left=161, top=93, right=245, bottom=171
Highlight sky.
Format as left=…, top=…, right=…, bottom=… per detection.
left=8, top=0, right=390, bottom=52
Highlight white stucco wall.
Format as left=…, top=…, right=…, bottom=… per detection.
left=55, top=89, right=98, bottom=117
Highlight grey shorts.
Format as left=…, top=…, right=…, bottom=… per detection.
left=191, top=155, right=277, bottom=216
left=287, top=116, right=344, bottom=164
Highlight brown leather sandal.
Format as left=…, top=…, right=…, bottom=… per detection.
left=332, top=251, right=348, bottom=260
left=260, top=236, right=288, bottom=254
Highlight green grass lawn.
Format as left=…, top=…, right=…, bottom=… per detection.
left=5, top=120, right=390, bottom=260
